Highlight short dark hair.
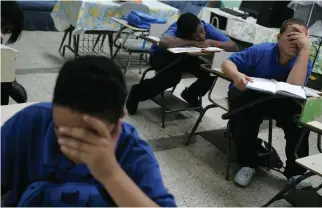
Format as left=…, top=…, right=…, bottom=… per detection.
left=176, top=13, right=201, bottom=38
left=280, top=18, right=307, bottom=34
left=53, top=56, right=127, bottom=124
left=1, top=1, right=24, bottom=44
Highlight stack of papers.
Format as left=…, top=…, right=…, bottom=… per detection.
left=167, top=47, right=223, bottom=54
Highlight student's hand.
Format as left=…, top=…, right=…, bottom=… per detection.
left=233, top=73, right=253, bottom=91
left=58, top=116, right=122, bottom=183
left=194, top=40, right=211, bottom=48
left=288, top=25, right=309, bottom=51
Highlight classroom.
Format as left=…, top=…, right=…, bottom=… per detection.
left=1, top=0, right=322, bottom=207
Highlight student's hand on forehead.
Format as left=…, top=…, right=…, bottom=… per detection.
left=57, top=115, right=123, bottom=183
left=287, top=25, right=309, bottom=51
left=292, top=24, right=308, bottom=36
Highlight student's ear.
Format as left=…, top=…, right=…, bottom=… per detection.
left=277, top=33, right=281, bottom=41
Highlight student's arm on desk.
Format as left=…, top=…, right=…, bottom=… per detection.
left=286, top=26, right=312, bottom=86
left=205, top=23, right=239, bottom=52
left=159, top=36, right=198, bottom=48
left=205, top=39, right=239, bottom=52
left=221, top=47, right=257, bottom=90
left=286, top=48, right=312, bottom=86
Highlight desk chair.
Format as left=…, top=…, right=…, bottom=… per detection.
left=139, top=56, right=204, bottom=128
left=185, top=58, right=276, bottom=180
left=138, top=34, right=206, bottom=128
left=263, top=154, right=322, bottom=207
left=110, top=2, right=155, bottom=74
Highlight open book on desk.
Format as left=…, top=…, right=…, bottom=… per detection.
left=246, top=78, right=308, bottom=99
left=167, top=46, right=223, bottom=54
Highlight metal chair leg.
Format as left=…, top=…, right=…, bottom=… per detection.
left=59, top=30, right=69, bottom=53
left=100, top=34, right=107, bottom=50
left=161, top=109, right=166, bottom=128
left=108, top=32, right=114, bottom=58
left=92, top=34, right=101, bottom=51
left=112, top=46, right=121, bottom=60
left=73, top=35, right=80, bottom=59
left=318, top=134, right=322, bottom=153
left=124, top=53, right=132, bottom=75
left=262, top=172, right=315, bottom=207
left=225, top=122, right=232, bottom=181
left=185, top=103, right=216, bottom=145
left=161, top=91, right=165, bottom=128
left=186, top=110, right=205, bottom=145
left=139, top=54, right=143, bottom=74
left=171, top=85, right=177, bottom=94
left=139, top=68, right=154, bottom=83
left=267, top=119, right=273, bottom=171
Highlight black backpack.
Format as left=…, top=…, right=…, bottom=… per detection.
left=255, top=138, right=284, bottom=170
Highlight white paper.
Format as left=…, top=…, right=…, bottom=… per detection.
left=276, top=82, right=306, bottom=99
left=167, top=46, right=222, bottom=54
left=304, top=87, right=321, bottom=97
left=167, top=47, right=202, bottom=54
left=200, top=47, right=223, bottom=52
left=246, top=78, right=277, bottom=94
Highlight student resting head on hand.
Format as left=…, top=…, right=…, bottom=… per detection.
left=221, top=18, right=312, bottom=188
left=1, top=56, right=176, bottom=207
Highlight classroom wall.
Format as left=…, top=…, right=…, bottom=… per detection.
left=221, top=0, right=241, bottom=8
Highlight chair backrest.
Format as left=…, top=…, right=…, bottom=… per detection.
left=211, top=52, right=233, bottom=69
left=149, top=23, right=170, bottom=37
left=120, top=2, right=150, bottom=17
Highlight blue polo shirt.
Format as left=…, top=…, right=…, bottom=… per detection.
left=228, top=42, right=312, bottom=88
left=150, top=20, right=230, bottom=55
left=1, top=102, right=176, bottom=207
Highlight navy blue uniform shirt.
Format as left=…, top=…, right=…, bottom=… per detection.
left=228, top=42, right=313, bottom=88
left=1, top=102, right=176, bottom=207
left=150, top=20, right=230, bottom=55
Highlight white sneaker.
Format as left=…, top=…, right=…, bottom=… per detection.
left=234, top=167, right=256, bottom=187
left=288, top=175, right=312, bottom=189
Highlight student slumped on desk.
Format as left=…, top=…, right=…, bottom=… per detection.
left=1, top=56, right=176, bottom=207
left=126, top=13, right=239, bottom=115
left=221, top=18, right=316, bottom=188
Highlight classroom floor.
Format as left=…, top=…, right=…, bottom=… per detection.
left=8, top=31, right=322, bottom=206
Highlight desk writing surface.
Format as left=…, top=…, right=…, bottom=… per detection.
left=296, top=153, right=322, bottom=176
left=209, top=67, right=231, bottom=81
left=110, top=17, right=148, bottom=32
left=140, top=35, right=160, bottom=45
left=306, top=121, right=322, bottom=131
left=1, top=103, right=37, bottom=126
left=1, top=44, right=17, bottom=83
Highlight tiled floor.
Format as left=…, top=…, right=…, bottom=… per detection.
left=7, top=31, right=322, bottom=206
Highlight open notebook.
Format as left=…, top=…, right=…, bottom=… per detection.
left=246, top=78, right=310, bottom=99
left=167, top=47, right=223, bottom=54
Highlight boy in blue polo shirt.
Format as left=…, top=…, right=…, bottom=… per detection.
left=221, top=19, right=312, bottom=187
left=126, top=13, right=238, bottom=115
left=1, top=56, right=176, bottom=206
